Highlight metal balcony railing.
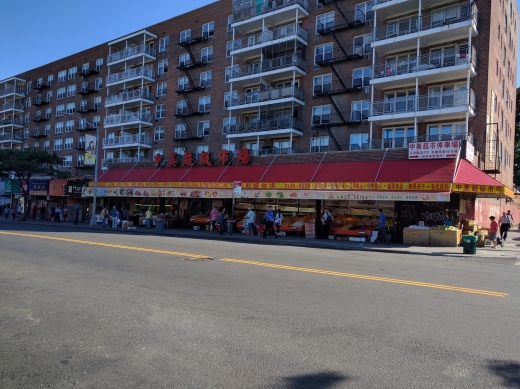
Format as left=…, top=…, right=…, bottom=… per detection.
left=1, top=118, right=23, bottom=126
left=106, top=66, right=155, bottom=85
left=0, top=87, right=25, bottom=97
left=0, top=102, right=24, bottom=111
left=373, top=47, right=477, bottom=78
left=0, top=133, right=23, bottom=142
left=107, top=43, right=156, bottom=64
left=315, top=45, right=364, bottom=65
left=228, top=55, right=306, bottom=81
left=102, top=134, right=152, bottom=147
left=312, top=111, right=369, bottom=126
left=350, top=133, right=474, bottom=150
left=232, top=23, right=308, bottom=52
left=105, top=89, right=154, bottom=105
left=232, top=0, right=309, bottom=24
left=103, top=112, right=152, bottom=126
left=374, top=3, right=478, bottom=42
left=227, top=86, right=305, bottom=108
left=224, top=117, right=303, bottom=134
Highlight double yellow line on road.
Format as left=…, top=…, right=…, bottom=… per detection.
left=0, top=231, right=508, bottom=297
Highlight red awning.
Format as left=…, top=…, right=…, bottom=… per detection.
left=454, top=159, right=503, bottom=186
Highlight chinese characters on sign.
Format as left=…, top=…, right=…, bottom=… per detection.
left=219, top=149, right=230, bottom=165
left=153, top=153, right=163, bottom=167
left=199, top=151, right=212, bottom=167
left=167, top=152, right=178, bottom=167
left=237, top=148, right=250, bottom=165
left=408, top=140, right=460, bottom=159
left=182, top=152, right=194, bottom=167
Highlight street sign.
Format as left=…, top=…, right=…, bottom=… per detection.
left=233, top=181, right=242, bottom=194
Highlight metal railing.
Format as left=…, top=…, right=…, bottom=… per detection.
left=315, top=45, right=364, bottom=64
left=103, top=112, right=153, bottom=126
left=101, top=156, right=152, bottom=167
left=349, top=133, right=474, bottom=150
left=0, top=102, right=24, bottom=111
left=232, top=0, right=309, bottom=24
left=313, top=76, right=370, bottom=93
left=373, top=47, right=477, bottom=78
left=229, top=55, right=306, bottom=81
left=105, top=89, right=154, bottom=105
left=0, top=87, right=25, bottom=97
left=106, top=66, right=155, bottom=85
left=312, top=111, right=369, bottom=126
left=316, top=9, right=370, bottom=33
left=1, top=118, right=23, bottom=126
left=102, top=134, right=152, bottom=147
left=374, top=3, right=478, bottom=42
left=227, top=86, right=305, bottom=108
left=232, top=23, right=308, bottom=52
left=371, top=89, right=476, bottom=116
left=0, top=133, right=23, bottom=142
left=224, top=116, right=303, bottom=134
left=107, top=43, right=156, bottom=64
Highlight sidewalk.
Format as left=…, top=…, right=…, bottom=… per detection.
left=2, top=217, right=519, bottom=261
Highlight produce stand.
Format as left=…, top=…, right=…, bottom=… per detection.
left=330, top=229, right=373, bottom=242
left=190, top=217, right=210, bottom=230
left=429, top=229, right=462, bottom=247
left=403, top=228, right=430, bottom=245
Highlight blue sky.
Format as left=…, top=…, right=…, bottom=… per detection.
left=1, top=0, right=520, bottom=87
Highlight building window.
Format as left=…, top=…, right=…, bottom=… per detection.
left=68, top=67, right=77, bottom=80
left=159, top=36, right=169, bottom=52
left=223, top=117, right=237, bottom=133
left=154, top=126, right=164, bottom=141
left=45, top=108, right=52, bottom=120
left=47, top=74, right=54, bottom=86
left=65, top=120, right=74, bottom=132
left=66, top=103, right=75, bottom=114
left=196, top=145, right=209, bottom=158
left=224, top=91, right=237, bottom=108
left=355, top=1, right=373, bottom=22
left=353, top=33, right=371, bottom=55
left=63, top=156, right=72, bottom=167
left=64, top=137, right=73, bottom=150
left=77, top=155, right=84, bottom=166
left=313, top=74, right=332, bottom=94
left=25, top=97, right=31, bottom=108
left=225, top=66, right=233, bottom=83
left=94, top=77, right=102, bottom=90
left=33, top=141, right=39, bottom=150
left=177, top=77, right=189, bottom=91
left=273, top=140, right=294, bottom=154
left=176, top=100, right=187, bottom=115
left=96, top=58, right=103, bottom=72
left=58, top=70, right=66, bottom=83
left=197, top=120, right=210, bottom=137
left=222, top=143, right=235, bottom=153
left=200, top=71, right=212, bottom=88
left=43, top=141, right=50, bottom=151
left=198, top=96, right=211, bottom=112
left=312, top=105, right=331, bottom=125
left=180, top=29, right=191, bottom=43
left=201, top=46, right=213, bottom=62
left=382, top=127, right=415, bottom=148
left=427, top=83, right=467, bottom=109
left=316, top=12, right=334, bottom=34
left=55, top=122, right=64, bottom=134
left=157, top=82, right=167, bottom=96
left=243, top=141, right=260, bottom=156
left=94, top=97, right=101, bottom=110
left=44, top=124, right=51, bottom=135
left=350, top=100, right=370, bottom=121
left=227, top=15, right=233, bottom=32
left=46, top=91, right=53, bottom=103
left=384, top=90, right=416, bottom=113
left=57, top=87, right=65, bottom=100
left=174, top=147, right=185, bottom=156
left=155, top=104, right=166, bottom=119
left=175, top=123, right=187, bottom=139
left=179, top=53, right=190, bottom=68
left=315, top=43, right=333, bottom=64
left=158, top=59, right=168, bottom=74
left=54, top=139, right=63, bottom=150
left=202, top=21, right=215, bottom=39
left=427, top=122, right=465, bottom=141
left=25, top=113, right=30, bottom=123
left=349, top=133, right=368, bottom=150
left=352, top=67, right=370, bottom=88
left=226, top=41, right=233, bottom=57
left=24, top=128, right=30, bottom=138
left=26, top=82, right=32, bottom=94
left=67, top=84, right=76, bottom=97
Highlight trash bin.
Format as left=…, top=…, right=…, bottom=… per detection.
left=462, top=234, right=477, bottom=254
left=226, top=221, right=235, bottom=233
left=155, top=220, right=164, bottom=232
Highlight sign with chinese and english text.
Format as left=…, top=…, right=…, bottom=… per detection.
left=408, top=140, right=460, bottom=159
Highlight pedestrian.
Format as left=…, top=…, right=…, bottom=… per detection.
left=50, top=206, right=55, bottom=221
left=489, top=216, right=503, bottom=248
left=246, top=208, right=256, bottom=236
left=40, top=205, right=46, bottom=221
left=4, top=205, right=9, bottom=219
left=210, top=205, right=220, bottom=232
left=498, top=212, right=510, bottom=241
left=274, top=209, right=283, bottom=236
left=32, top=205, right=37, bottom=220
left=100, top=208, right=107, bottom=228
left=63, top=207, right=68, bottom=222
left=506, top=210, right=514, bottom=231
left=54, top=207, right=61, bottom=223
left=111, top=206, right=119, bottom=229
left=218, top=207, right=226, bottom=235
left=145, top=207, right=152, bottom=229
left=321, top=209, right=333, bottom=239
left=263, top=205, right=277, bottom=239
left=17, top=204, right=22, bottom=218
left=374, top=208, right=390, bottom=245
left=121, top=207, right=128, bottom=227
left=11, top=206, right=16, bottom=221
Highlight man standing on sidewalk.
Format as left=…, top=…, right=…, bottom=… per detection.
left=263, top=206, right=277, bottom=239
left=499, top=212, right=510, bottom=241
left=210, top=205, right=219, bottom=232
left=111, top=206, right=119, bottom=229
left=374, top=209, right=390, bottom=245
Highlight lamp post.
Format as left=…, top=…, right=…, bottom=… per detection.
left=65, top=113, right=99, bottom=226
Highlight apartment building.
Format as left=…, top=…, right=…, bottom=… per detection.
left=1, top=0, right=518, bottom=231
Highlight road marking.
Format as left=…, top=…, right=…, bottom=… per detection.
left=0, top=231, right=210, bottom=259
left=220, top=258, right=508, bottom=297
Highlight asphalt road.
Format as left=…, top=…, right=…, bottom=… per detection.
left=0, top=223, right=519, bottom=388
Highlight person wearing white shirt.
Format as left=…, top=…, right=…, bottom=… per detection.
left=246, top=208, right=256, bottom=235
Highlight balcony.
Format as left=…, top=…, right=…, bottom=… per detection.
left=104, top=112, right=153, bottom=128
left=34, top=99, right=50, bottom=107
left=232, top=0, right=309, bottom=35
left=371, top=47, right=477, bottom=89
left=32, top=115, right=49, bottom=123
left=178, top=28, right=211, bottom=47
left=175, top=80, right=208, bottom=94
left=79, top=103, right=98, bottom=113
left=78, top=122, right=99, bottom=131
left=313, top=77, right=369, bottom=96
left=107, top=43, right=156, bottom=66
left=231, top=23, right=308, bottom=59
left=315, top=45, right=364, bottom=66
left=225, top=116, right=303, bottom=139
left=312, top=111, right=368, bottom=127
left=229, top=55, right=306, bottom=85
left=106, top=66, right=155, bottom=87
left=33, top=82, right=50, bottom=91
left=0, top=87, right=25, bottom=98
left=370, top=89, right=476, bottom=124
left=316, top=9, right=369, bottom=34
left=0, top=102, right=24, bottom=113
left=79, top=83, right=100, bottom=95
left=374, top=0, right=456, bottom=20
left=0, top=118, right=24, bottom=128
left=102, top=134, right=152, bottom=149
left=101, top=156, right=152, bottom=168
left=105, top=89, right=154, bottom=108
left=81, top=64, right=100, bottom=77
left=372, top=3, right=478, bottom=55
left=349, top=133, right=474, bottom=150
left=0, top=133, right=23, bottom=143
left=176, top=58, right=208, bottom=71
left=32, top=130, right=47, bottom=138
left=227, top=86, right=305, bottom=112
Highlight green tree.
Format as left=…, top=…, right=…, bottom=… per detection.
left=0, top=150, right=70, bottom=220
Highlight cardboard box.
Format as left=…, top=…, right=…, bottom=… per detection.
left=429, top=230, right=461, bottom=247
left=403, top=229, right=430, bottom=246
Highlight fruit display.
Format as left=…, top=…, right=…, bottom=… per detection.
left=430, top=225, right=459, bottom=231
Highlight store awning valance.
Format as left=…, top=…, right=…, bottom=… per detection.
left=453, top=160, right=513, bottom=198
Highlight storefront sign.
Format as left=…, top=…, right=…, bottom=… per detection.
left=3, top=179, right=21, bottom=196
left=30, top=179, right=50, bottom=196
left=49, top=180, right=67, bottom=197
left=67, top=179, right=90, bottom=197
left=84, top=134, right=96, bottom=166
left=465, top=141, right=475, bottom=164
left=408, top=140, right=460, bottom=159
left=233, top=181, right=242, bottom=195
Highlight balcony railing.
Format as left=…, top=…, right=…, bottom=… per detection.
left=1, top=118, right=23, bottom=126
left=106, top=66, right=155, bottom=85
left=105, top=89, right=154, bottom=106
left=315, top=45, right=364, bottom=65
left=371, top=89, right=476, bottom=116
left=103, top=112, right=152, bottom=127
left=0, top=87, right=25, bottom=97
left=224, top=117, right=303, bottom=134
left=373, top=47, right=477, bottom=78
left=229, top=55, right=306, bottom=82
left=0, top=102, right=24, bottom=111
left=232, top=0, right=309, bottom=24
left=101, top=156, right=152, bottom=167
left=227, top=86, right=305, bottom=108
left=0, top=133, right=23, bottom=142
left=349, top=133, right=474, bottom=150
left=102, top=134, right=152, bottom=147
left=107, top=43, right=156, bottom=64
left=374, top=3, right=478, bottom=42
left=316, top=9, right=370, bottom=33
left=312, top=111, right=369, bottom=126
left=232, top=23, right=308, bottom=52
